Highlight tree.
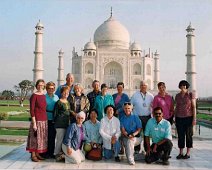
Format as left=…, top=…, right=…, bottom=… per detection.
left=14, top=80, right=34, bottom=107
left=1, top=90, right=15, bottom=106
left=1, top=90, right=15, bottom=100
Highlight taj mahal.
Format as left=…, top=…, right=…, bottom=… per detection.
left=32, top=10, right=196, bottom=96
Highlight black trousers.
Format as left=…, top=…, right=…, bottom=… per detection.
left=135, top=115, right=151, bottom=152
left=176, top=116, right=193, bottom=148
left=47, top=120, right=56, bottom=156
left=145, top=139, right=173, bottom=163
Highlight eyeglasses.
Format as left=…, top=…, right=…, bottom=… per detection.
left=47, top=88, right=54, bottom=90
left=154, top=112, right=162, bottom=115
left=123, top=102, right=132, bottom=106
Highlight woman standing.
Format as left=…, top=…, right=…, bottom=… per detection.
left=68, top=83, right=90, bottom=124
left=175, top=80, right=196, bottom=159
left=54, top=86, right=71, bottom=161
left=45, top=81, right=59, bottom=158
left=94, top=83, right=114, bottom=121
left=26, top=79, right=47, bottom=162
left=152, top=82, right=174, bottom=125
left=112, top=82, right=130, bottom=119
left=62, top=111, right=86, bottom=164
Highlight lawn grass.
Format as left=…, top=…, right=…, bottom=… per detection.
left=0, top=100, right=29, bottom=105
left=197, top=113, right=212, bottom=121
left=7, top=113, right=30, bottom=121
left=0, top=106, right=29, bottom=113
left=0, top=128, right=28, bottom=136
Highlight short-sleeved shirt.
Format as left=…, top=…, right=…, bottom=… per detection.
left=131, top=91, right=154, bottom=116
left=152, top=93, right=174, bottom=120
left=120, top=113, right=142, bottom=135
left=145, top=118, right=172, bottom=144
left=175, top=92, right=195, bottom=118
left=45, top=93, right=59, bottom=120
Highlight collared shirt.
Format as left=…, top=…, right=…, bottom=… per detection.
left=152, top=93, right=174, bottom=120
left=145, top=118, right=172, bottom=144
left=45, top=93, right=59, bottom=120
left=120, top=113, right=142, bottom=134
left=55, top=83, right=74, bottom=98
left=94, top=94, right=114, bottom=121
left=175, top=92, right=195, bottom=118
left=63, top=123, right=85, bottom=150
left=87, top=90, right=101, bottom=111
left=99, top=116, right=121, bottom=150
left=131, top=91, right=154, bottom=116
left=84, top=120, right=102, bottom=144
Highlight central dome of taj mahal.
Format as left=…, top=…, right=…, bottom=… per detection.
left=94, top=15, right=130, bottom=49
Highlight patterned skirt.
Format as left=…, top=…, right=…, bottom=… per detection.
left=26, top=121, right=48, bottom=153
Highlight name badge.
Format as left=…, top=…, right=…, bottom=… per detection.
left=143, top=103, right=147, bottom=107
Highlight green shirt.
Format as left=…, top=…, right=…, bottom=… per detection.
left=145, top=118, right=172, bottom=143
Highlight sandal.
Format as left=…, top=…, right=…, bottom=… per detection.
left=176, top=154, right=184, bottom=159
left=183, top=154, right=190, bottom=159
left=36, top=154, right=45, bottom=160
left=31, top=156, right=40, bottom=162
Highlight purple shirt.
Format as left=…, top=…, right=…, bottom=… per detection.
left=152, top=93, right=174, bottom=120
left=175, top=92, right=195, bottom=118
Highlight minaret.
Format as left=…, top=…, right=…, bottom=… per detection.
left=153, top=50, right=160, bottom=90
left=33, top=20, right=44, bottom=83
left=57, top=49, right=64, bottom=86
left=185, top=23, right=197, bottom=94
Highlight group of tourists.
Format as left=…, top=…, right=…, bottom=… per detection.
left=26, top=73, right=196, bottom=166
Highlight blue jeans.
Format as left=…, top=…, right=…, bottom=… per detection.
left=104, top=141, right=120, bottom=159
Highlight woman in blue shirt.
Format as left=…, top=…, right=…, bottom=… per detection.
left=62, top=111, right=86, bottom=164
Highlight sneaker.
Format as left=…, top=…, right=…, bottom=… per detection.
left=129, top=161, right=135, bottom=165
left=176, top=154, right=184, bottom=159
left=162, top=160, right=170, bottom=165
left=183, top=154, right=190, bottom=159
left=115, top=156, right=121, bottom=162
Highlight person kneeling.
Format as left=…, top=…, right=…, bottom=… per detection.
left=62, top=111, right=86, bottom=164
left=145, top=107, right=173, bottom=165
left=120, top=102, right=142, bottom=165
left=99, top=105, right=121, bottom=162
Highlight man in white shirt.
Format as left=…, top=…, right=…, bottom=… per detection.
left=131, top=80, right=154, bottom=152
left=99, top=105, right=121, bottom=162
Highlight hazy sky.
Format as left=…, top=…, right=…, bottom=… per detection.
left=0, top=0, right=212, bottom=97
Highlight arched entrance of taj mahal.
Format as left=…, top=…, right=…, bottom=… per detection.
left=104, top=61, right=123, bottom=89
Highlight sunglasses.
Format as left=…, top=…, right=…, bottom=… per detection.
left=124, top=102, right=132, bottom=106
left=154, top=112, right=162, bottom=115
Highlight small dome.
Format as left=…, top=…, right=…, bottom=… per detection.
left=84, top=42, right=96, bottom=50
left=186, top=23, right=195, bottom=31
left=59, top=49, right=64, bottom=55
left=35, top=20, right=44, bottom=28
left=130, top=42, right=141, bottom=51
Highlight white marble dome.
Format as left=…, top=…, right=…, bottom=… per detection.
left=130, top=42, right=142, bottom=51
left=94, top=16, right=130, bottom=48
left=84, top=42, right=96, bottom=50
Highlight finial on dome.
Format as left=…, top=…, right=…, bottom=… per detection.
left=110, top=7, right=113, bottom=17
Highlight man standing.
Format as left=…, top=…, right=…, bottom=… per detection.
left=55, top=73, right=74, bottom=98
left=145, top=107, right=173, bottom=165
left=87, top=80, right=101, bottom=111
left=131, top=80, right=154, bottom=152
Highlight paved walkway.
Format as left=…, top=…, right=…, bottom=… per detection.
left=0, top=139, right=212, bottom=169
left=0, top=121, right=30, bottom=129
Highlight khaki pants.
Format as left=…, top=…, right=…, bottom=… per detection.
left=54, top=128, right=66, bottom=155
left=62, top=144, right=85, bottom=164
left=123, top=136, right=142, bottom=163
